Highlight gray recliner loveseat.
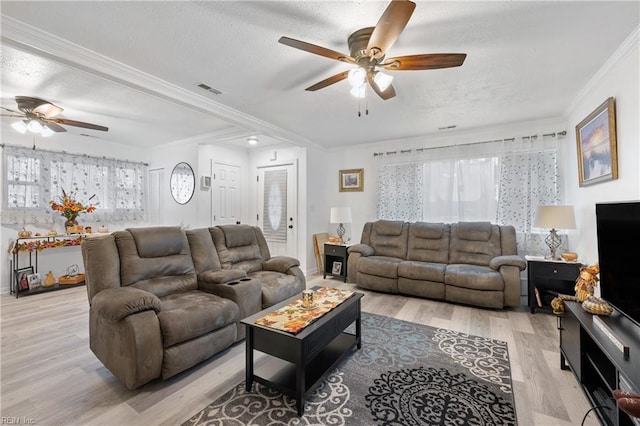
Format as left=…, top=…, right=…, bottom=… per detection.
left=82, top=225, right=305, bottom=390
left=347, top=220, right=526, bottom=308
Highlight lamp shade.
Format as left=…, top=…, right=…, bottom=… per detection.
left=535, top=205, right=576, bottom=229
left=330, top=207, right=352, bottom=224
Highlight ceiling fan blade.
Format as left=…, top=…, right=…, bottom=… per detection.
left=43, top=121, right=67, bottom=133
left=367, top=74, right=396, bottom=100
left=366, top=0, right=416, bottom=59
left=305, top=70, right=350, bottom=91
left=48, top=118, right=108, bottom=132
left=1, top=106, right=23, bottom=115
left=279, top=36, right=355, bottom=63
left=14, top=96, right=63, bottom=116
left=382, top=53, right=467, bottom=71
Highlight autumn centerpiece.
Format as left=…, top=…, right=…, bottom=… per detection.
left=49, top=189, right=96, bottom=232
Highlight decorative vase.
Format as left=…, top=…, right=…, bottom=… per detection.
left=65, top=216, right=79, bottom=233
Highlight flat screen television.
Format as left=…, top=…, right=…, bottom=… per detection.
left=595, top=201, right=640, bottom=327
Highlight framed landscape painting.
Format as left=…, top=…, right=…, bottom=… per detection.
left=339, top=169, right=364, bottom=192
left=575, top=97, right=618, bottom=187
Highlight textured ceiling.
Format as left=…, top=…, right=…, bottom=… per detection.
left=1, top=1, right=638, bottom=150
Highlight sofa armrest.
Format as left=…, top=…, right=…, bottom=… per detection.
left=262, top=256, right=300, bottom=273
left=348, top=243, right=374, bottom=257
left=92, top=287, right=161, bottom=322
left=198, top=268, right=247, bottom=285
left=489, top=255, right=526, bottom=271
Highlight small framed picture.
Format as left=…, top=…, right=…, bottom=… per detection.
left=15, top=266, right=34, bottom=292
left=339, top=169, right=364, bottom=192
left=332, top=261, right=342, bottom=275
left=27, top=272, right=42, bottom=290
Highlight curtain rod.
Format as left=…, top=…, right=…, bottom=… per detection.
left=0, top=143, right=149, bottom=166
left=372, top=130, right=567, bottom=157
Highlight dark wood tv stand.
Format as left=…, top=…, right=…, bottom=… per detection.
left=559, top=301, right=640, bottom=425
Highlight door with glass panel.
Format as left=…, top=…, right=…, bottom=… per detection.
left=256, top=162, right=297, bottom=257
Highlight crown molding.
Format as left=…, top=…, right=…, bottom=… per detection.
left=0, top=15, right=320, bottom=149
left=566, top=26, right=640, bottom=115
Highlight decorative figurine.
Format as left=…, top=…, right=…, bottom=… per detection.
left=43, top=271, right=56, bottom=287
left=575, top=264, right=599, bottom=302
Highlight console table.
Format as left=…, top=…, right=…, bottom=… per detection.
left=10, top=234, right=87, bottom=298
left=559, top=301, right=640, bottom=425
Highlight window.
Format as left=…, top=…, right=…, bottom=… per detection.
left=377, top=136, right=565, bottom=255
left=3, top=145, right=147, bottom=225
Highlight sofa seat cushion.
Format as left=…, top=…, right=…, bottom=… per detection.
left=249, top=270, right=303, bottom=308
left=358, top=256, right=403, bottom=278
left=398, top=261, right=447, bottom=282
left=444, top=264, right=504, bottom=291
left=158, top=291, right=239, bottom=347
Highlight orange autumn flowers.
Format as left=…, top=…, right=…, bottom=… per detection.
left=49, top=189, right=97, bottom=220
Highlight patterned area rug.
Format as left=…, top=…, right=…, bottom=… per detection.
left=183, top=313, right=517, bottom=425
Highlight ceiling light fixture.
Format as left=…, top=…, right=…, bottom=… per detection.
left=347, top=68, right=366, bottom=88
left=11, top=120, right=28, bottom=134
left=27, top=120, right=43, bottom=133
left=247, top=136, right=258, bottom=145
left=350, top=85, right=366, bottom=99
left=373, top=71, right=393, bottom=91
left=11, top=119, right=55, bottom=137
left=40, top=125, right=55, bottom=137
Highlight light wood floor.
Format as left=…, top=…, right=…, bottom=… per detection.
left=0, top=275, right=599, bottom=426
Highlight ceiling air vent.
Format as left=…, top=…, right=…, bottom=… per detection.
left=438, top=125, right=457, bottom=131
left=197, top=83, right=222, bottom=95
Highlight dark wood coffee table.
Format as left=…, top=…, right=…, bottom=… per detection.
left=241, top=287, right=363, bottom=416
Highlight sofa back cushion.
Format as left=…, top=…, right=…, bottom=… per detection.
left=365, top=220, right=408, bottom=259
left=407, top=222, right=450, bottom=263
left=186, top=228, right=222, bottom=273
left=449, top=222, right=502, bottom=266
left=82, top=234, right=122, bottom=303
left=211, top=225, right=263, bottom=273
left=115, top=227, right=197, bottom=298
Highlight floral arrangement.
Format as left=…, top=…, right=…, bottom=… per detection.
left=49, top=189, right=97, bottom=220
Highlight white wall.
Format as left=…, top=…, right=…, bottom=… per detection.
left=305, top=145, right=330, bottom=274
left=148, top=140, right=200, bottom=228
left=563, top=28, right=640, bottom=265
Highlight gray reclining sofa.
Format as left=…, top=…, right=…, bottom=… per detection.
left=347, top=220, right=526, bottom=308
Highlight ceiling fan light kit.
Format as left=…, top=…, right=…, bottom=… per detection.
left=278, top=0, right=466, bottom=105
left=2, top=96, right=109, bottom=136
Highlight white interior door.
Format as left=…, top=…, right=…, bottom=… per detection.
left=257, top=162, right=297, bottom=257
left=149, top=168, right=164, bottom=224
left=213, top=162, right=241, bottom=225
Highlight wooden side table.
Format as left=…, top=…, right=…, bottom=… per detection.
left=527, top=257, right=581, bottom=313
left=324, top=243, right=349, bottom=282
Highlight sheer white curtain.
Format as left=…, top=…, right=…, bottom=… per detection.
left=3, top=144, right=147, bottom=226
left=376, top=134, right=565, bottom=255
left=497, top=136, right=567, bottom=255
left=377, top=162, right=424, bottom=221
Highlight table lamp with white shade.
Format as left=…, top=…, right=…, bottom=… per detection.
left=330, top=207, right=352, bottom=243
left=535, top=205, right=576, bottom=259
